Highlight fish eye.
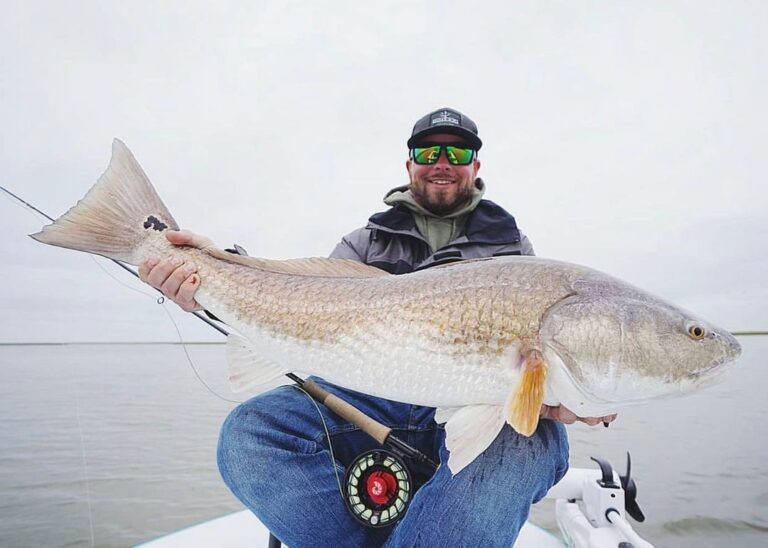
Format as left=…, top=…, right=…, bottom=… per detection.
left=686, top=322, right=707, bottom=340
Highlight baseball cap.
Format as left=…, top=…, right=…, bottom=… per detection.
left=407, top=107, right=482, bottom=150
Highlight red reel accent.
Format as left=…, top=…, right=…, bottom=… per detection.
left=365, top=470, right=397, bottom=505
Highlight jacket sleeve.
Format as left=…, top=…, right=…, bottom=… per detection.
left=519, top=232, right=535, bottom=256
left=329, top=227, right=370, bottom=263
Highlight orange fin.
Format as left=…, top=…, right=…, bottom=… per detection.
left=506, top=349, right=547, bottom=436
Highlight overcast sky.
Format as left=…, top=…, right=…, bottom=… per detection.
left=1, top=1, right=765, bottom=343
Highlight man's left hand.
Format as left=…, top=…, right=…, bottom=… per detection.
left=540, top=405, right=617, bottom=427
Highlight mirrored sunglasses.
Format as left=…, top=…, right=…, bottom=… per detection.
left=410, top=144, right=475, bottom=166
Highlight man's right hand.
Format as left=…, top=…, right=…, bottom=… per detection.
left=138, top=230, right=213, bottom=312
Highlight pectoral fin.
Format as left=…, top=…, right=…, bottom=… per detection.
left=506, top=349, right=548, bottom=436
left=440, top=404, right=506, bottom=475
left=225, top=331, right=292, bottom=393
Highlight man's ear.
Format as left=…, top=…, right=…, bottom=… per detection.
left=405, top=158, right=412, bottom=172
left=473, top=159, right=481, bottom=175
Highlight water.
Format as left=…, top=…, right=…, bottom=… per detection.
left=0, top=339, right=766, bottom=547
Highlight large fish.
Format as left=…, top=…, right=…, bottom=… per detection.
left=32, top=140, right=741, bottom=473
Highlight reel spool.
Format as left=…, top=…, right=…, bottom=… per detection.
left=343, top=449, right=412, bottom=527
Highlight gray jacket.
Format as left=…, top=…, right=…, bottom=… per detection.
left=330, top=199, right=534, bottom=274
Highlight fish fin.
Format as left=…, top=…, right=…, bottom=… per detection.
left=30, top=139, right=178, bottom=263
left=444, top=404, right=506, bottom=475
left=203, top=246, right=390, bottom=278
left=506, top=349, right=547, bottom=436
left=226, top=331, right=291, bottom=393
left=434, top=406, right=462, bottom=425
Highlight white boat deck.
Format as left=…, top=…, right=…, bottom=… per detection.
left=137, top=509, right=564, bottom=547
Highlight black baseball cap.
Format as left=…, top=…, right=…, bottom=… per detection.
left=407, top=107, right=482, bottom=150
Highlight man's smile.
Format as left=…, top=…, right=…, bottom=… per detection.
left=427, top=178, right=455, bottom=186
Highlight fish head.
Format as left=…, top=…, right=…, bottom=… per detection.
left=540, top=278, right=741, bottom=409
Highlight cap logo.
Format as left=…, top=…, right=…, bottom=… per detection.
left=430, top=110, right=460, bottom=126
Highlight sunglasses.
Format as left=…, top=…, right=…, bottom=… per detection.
left=410, top=144, right=476, bottom=166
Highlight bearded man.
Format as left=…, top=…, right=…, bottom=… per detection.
left=139, top=107, right=614, bottom=547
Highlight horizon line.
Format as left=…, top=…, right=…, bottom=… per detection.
left=0, top=331, right=766, bottom=346
left=0, top=341, right=224, bottom=346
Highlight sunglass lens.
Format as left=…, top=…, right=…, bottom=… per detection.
left=413, top=146, right=441, bottom=164
left=446, top=146, right=474, bottom=165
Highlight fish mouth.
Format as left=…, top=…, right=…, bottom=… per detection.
left=688, top=355, right=737, bottom=381
left=688, top=331, right=742, bottom=379
left=688, top=363, right=724, bottom=382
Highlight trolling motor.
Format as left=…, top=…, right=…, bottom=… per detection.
left=549, top=452, right=651, bottom=548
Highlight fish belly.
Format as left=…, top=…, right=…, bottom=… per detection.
left=201, top=288, right=518, bottom=407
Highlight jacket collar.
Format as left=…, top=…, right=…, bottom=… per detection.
left=368, top=199, right=520, bottom=244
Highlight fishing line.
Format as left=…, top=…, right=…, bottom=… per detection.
left=72, top=378, right=96, bottom=548
left=291, top=385, right=346, bottom=500
left=157, top=300, right=242, bottom=404
left=88, top=255, right=157, bottom=299
left=88, top=254, right=242, bottom=403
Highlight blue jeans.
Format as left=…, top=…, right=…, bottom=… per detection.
left=217, top=378, right=569, bottom=547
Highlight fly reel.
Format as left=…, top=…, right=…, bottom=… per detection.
left=343, top=449, right=412, bottom=527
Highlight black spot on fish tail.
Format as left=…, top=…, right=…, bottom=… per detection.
left=143, top=215, right=168, bottom=231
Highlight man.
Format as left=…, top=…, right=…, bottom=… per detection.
left=139, top=108, right=615, bottom=547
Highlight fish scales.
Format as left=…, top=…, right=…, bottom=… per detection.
left=138, top=234, right=584, bottom=408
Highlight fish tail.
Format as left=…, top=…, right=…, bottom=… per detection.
left=30, top=139, right=179, bottom=264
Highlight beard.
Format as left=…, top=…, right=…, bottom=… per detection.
left=411, top=180, right=475, bottom=216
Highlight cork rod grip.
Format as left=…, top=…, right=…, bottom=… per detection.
left=302, top=379, right=392, bottom=445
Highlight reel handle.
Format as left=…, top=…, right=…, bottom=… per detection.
left=302, top=379, right=392, bottom=444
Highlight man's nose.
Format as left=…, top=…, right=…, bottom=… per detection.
left=433, top=150, right=453, bottom=169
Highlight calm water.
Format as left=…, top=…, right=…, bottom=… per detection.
left=0, top=339, right=766, bottom=547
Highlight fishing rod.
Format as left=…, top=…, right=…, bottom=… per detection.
left=2, top=183, right=438, bottom=530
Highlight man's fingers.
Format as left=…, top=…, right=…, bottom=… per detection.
left=540, top=404, right=618, bottom=427
left=146, top=257, right=183, bottom=289
left=165, top=230, right=193, bottom=245
left=575, top=413, right=618, bottom=427
left=137, top=251, right=203, bottom=313
left=540, top=405, right=578, bottom=424
left=160, top=262, right=197, bottom=299
left=555, top=406, right=578, bottom=424
left=176, top=275, right=202, bottom=311
left=166, top=229, right=214, bottom=249
left=137, top=257, right=159, bottom=282
left=545, top=405, right=579, bottom=424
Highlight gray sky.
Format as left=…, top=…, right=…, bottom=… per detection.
left=1, top=1, right=766, bottom=342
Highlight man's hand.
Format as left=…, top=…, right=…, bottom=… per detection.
left=540, top=404, right=617, bottom=427
left=138, top=230, right=213, bottom=312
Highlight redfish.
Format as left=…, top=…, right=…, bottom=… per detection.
left=32, top=140, right=741, bottom=473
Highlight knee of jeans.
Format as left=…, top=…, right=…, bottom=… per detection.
left=529, top=420, right=570, bottom=497
left=218, top=395, right=318, bottom=471
left=217, top=403, right=253, bottom=479
left=217, top=401, right=283, bottom=497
